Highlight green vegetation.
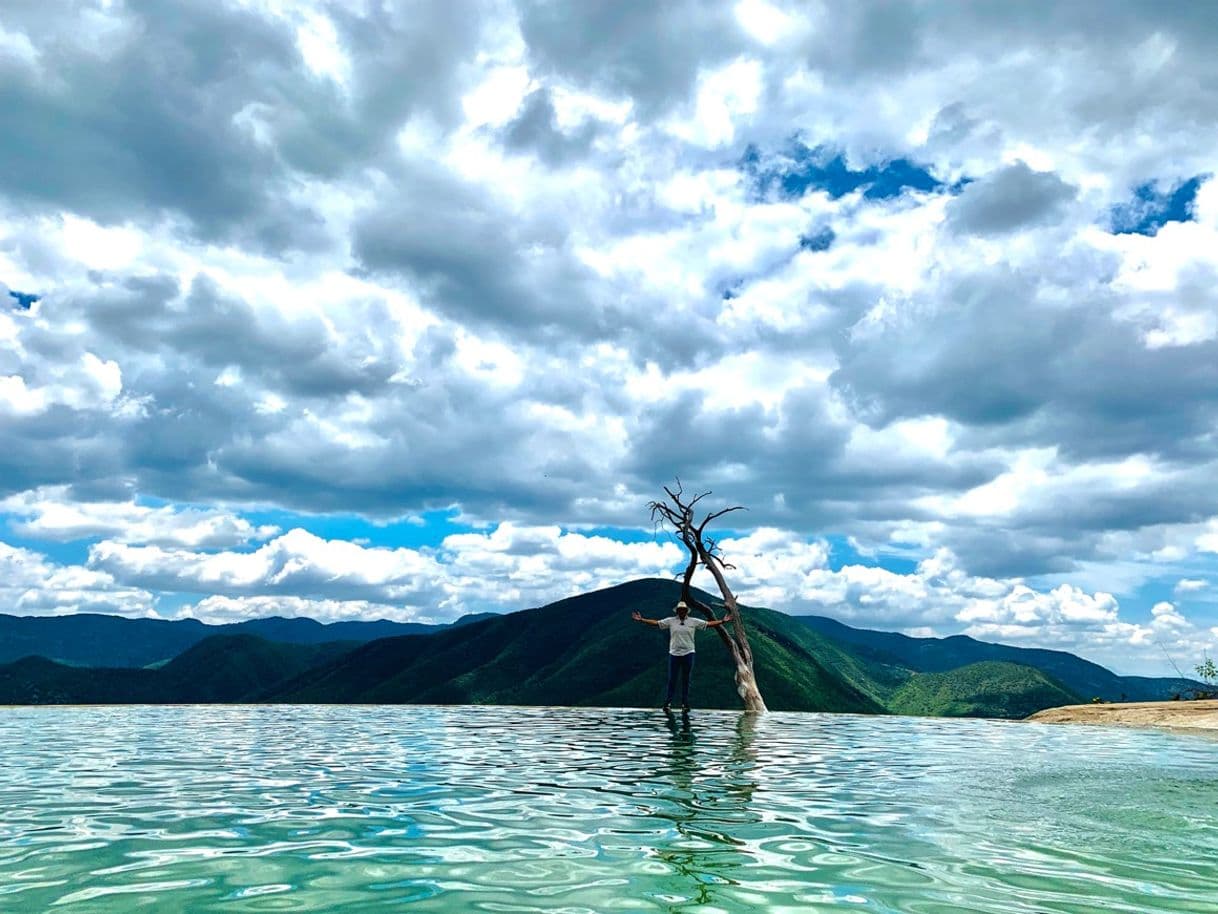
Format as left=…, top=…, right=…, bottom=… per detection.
left=0, top=613, right=438, bottom=669
left=0, top=578, right=1202, bottom=718
left=797, top=614, right=1202, bottom=702
left=887, top=662, right=1080, bottom=719
left=0, top=656, right=166, bottom=704
left=1199, top=658, right=1218, bottom=684
left=0, top=636, right=354, bottom=704
left=1194, top=656, right=1218, bottom=699
left=0, top=614, right=206, bottom=669
left=159, top=635, right=357, bottom=701
left=265, top=580, right=884, bottom=713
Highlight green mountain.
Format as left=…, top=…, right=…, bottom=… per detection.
left=1, top=578, right=1197, bottom=717
left=0, top=635, right=354, bottom=704
left=0, top=614, right=208, bottom=668
left=796, top=614, right=1200, bottom=702
left=0, top=655, right=167, bottom=704
left=158, top=635, right=357, bottom=701
left=886, top=661, right=1081, bottom=719
left=264, top=579, right=885, bottom=712
left=0, top=612, right=445, bottom=669
left=0, top=582, right=885, bottom=712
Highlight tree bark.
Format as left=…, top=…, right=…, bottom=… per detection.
left=650, top=482, right=768, bottom=713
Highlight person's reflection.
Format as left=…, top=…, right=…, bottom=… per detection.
left=652, top=712, right=761, bottom=908
left=663, top=707, right=695, bottom=740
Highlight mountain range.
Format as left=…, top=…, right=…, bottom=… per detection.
left=0, top=578, right=1203, bottom=716
left=0, top=609, right=490, bottom=668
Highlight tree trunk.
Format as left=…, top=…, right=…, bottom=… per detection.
left=697, top=553, right=767, bottom=713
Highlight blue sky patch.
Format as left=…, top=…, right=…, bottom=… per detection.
left=1111, top=175, right=1206, bottom=235
left=823, top=535, right=920, bottom=575
left=7, top=288, right=39, bottom=310
left=125, top=497, right=472, bottom=551
left=239, top=507, right=469, bottom=550
left=742, top=141, right=943, bottom=202
left=0, top=524, right=93, bottom=566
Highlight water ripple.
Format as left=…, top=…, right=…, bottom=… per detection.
left=0, top=705, right=1216, bottom=912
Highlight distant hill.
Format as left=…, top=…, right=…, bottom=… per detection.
left=0, top=655, right=166, bottom=704
left=0, top=612, right=443, bottom=669
left=451, top=612, right=500, bottom=627
left=0, top=635, right=356, bottom=704
left=795, top=614, right=1201, bottom=702
left=159, top=635, right=357, bottom=701
left=887, top=661, right=1081, bottom=719
left=0, top=578, right=1203, bottom=717
left=0, top=613, right=208, bottom=669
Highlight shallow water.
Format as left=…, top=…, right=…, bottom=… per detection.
left=1, top=706, right=1216, bottom=913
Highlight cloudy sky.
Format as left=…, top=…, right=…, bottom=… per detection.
left=2, top=0, right=1216, bottom=675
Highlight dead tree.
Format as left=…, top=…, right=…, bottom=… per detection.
left=649, top=481, right=768, bottom=713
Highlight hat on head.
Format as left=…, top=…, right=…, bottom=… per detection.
left=675, top=601, right=687, bottom=610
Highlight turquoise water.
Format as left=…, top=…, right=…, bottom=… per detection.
left=1, top=706, right=1216, bottom=913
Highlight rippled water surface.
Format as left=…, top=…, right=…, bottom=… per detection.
left=2, top=706, right=1217, bottom=913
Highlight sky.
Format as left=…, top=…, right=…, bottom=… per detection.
left=1, top=0, right=1216, bottom=676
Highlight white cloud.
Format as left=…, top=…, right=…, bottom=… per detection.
left=0, top=351, right=124, bottom=417
left=86, top=524, right=686, bottom=617
left=294, top=11, right=352, bottom=89
left=734, top=0, right=802, bottom=47
left=664, top=57, right=763, bottom=147
left=1150, top=600, right=1188, bottom=630
left=59, top=215, right=144, bottom=272
left=1196, top=521, right=1218, bottom=555
left=958, top=583, right=1119, bottom=628
left=0, top=22, right=40, bottom=70
left=1176, top=578, right=1209, bottom=594
left=88, top=528, right=441, bottom=602
left=715, top=541, right=1218, bottom=674
left=1, top=487, right=278, bottom=548
left=0, top=541, right=153, bottom=617
left=2, top=0, right=1218, bottom=676
left=175, top=595, right=428, bottom=625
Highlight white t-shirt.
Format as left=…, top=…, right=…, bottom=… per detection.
left=658, top=615, right=708, bottom=656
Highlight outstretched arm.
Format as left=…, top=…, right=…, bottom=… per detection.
left=705, top=613, right=734, bottom=628
left=632, top=611, right=661, bottom=627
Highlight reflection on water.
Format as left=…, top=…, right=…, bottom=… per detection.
left=0, top=705, right=1216, bottom=913
left=653, top=710, right=759, bottom=907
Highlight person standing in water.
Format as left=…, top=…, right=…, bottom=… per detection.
left=632, top=601, right=733, bottom=711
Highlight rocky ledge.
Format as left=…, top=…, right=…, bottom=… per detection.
left=1027, top=699, right=1218, bottom=732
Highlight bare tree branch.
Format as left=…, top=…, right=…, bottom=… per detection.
left=648, top=480, right=767, bottom=712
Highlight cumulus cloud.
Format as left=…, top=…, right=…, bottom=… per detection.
left=655, top=534, right=1216, bottom=673
left=3, top=0, right=1218, bottom=675
left=351, top=159, right=606, bottom=336
left=1, top=487, right=278, bottom=548
left=501, top=88, right=604, bottom=165
left=0, top=541, right=152, bottom=617
left=87, top=524, right=685, bottom=617
left=516, top=0, right=749, bottom=117
left=174, top=595, right=430, bottom=625
left=88, top=528, right=445, bottom=604
left=0, top=0, right=491, bottom=248
left=945, top=162, right=1076, bottom=235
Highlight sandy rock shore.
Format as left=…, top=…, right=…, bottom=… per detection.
left=1027, top=699, right=1218, bottom=732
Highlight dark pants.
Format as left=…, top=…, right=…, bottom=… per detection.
left=665, top=652, right=695, bottom=707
